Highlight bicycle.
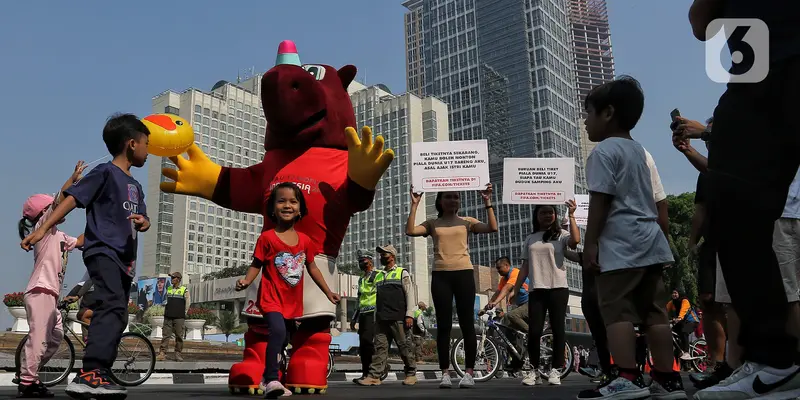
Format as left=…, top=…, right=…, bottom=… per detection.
left=13, top=301, right=156, bottom=387
left=449, top=309, right=573, bottom=382
left=641, top=323, right=709, bottom=373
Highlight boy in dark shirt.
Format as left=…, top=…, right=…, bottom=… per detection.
left=21, top=113, right=150, bottom=399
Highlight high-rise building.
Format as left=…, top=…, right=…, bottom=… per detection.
left=338, top=81, right=450, bottom=306
left=403, top=0, right=587, bottom=291
left=143, top=74, right=267, bottom=281
left=568, top=0, right=615, bottom=163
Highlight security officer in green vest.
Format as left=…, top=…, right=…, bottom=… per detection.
left=157, top=272, right=190, bottom=362
left=349, top=249, right=379, bottom=382
left=356, top=244, right=417, bottom=387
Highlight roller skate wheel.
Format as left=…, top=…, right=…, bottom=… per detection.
left=320, top=389, right=326, bottom=394
left=294, top=387, right=302, bottom=394
left=309, top=388, right=316, bottom=394
left=248, top=387, right=255, bottom=395
left=258, top=389, right=264, bottom=395
left=229, top=387, right=235, bottom=394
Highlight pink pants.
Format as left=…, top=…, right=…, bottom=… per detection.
left=20, top=290, right=63, bottom=384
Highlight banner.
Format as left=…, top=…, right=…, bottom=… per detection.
left=502, top=158, right=575, bottom=205
left=136, top=276, right=171, bottom=313
left=411, top=140, right=490, bottom=192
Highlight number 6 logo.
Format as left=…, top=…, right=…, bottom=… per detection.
left=705, top=18, right=769, bottom=84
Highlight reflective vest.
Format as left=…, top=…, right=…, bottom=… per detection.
left=358, top=270, right=378, bottom=313
left=375, top=266, right=406, bottom=321
left=164, top=286, right=187, bottom=319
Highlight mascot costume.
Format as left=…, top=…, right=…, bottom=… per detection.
left=156, top=40, right=393, bottom=394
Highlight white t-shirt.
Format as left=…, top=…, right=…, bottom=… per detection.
left=586, top=138, right=674, bottom=272
left=522, top=230, right=571, bottom=290
left=644, top=149, right=666, bottom=203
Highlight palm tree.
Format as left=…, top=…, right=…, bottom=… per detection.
left=215, top=311, right=239, bottom=342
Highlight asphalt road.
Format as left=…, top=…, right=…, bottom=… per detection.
left=0, top=375, right=699, bottom=399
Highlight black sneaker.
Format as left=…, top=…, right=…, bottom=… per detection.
left=65, top=369, right=127, bottom=400
left=17, top=381, right=54, bottom=398
left=649, top=371, right=687, bottom=399
left=689, top=362, right=733, bottom=389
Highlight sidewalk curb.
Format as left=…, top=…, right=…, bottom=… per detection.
left=0, top=371, right=452, bottom=386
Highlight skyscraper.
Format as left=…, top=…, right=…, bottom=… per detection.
left=338, top=81, right=450, bottom=305
left=568, top=0, right=615, bottom=163
left=403, top=0, right=587, bottom=291
left=143, top=74, right=267, bottom=280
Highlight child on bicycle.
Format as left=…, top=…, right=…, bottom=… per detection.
left=17, top=161, right=86, bottom=398
left=235, top=182, right=341, bottom=398
left=21, top=113, right=151, bottom=399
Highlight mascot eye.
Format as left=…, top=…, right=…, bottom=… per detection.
left=302, top=64, right=326, bottom=81
left=175, top=120, right=184, bottom=126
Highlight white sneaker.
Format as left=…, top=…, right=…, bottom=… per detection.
left=547, top=369, right=561, bottom=385
left=439, top=373, right=452, bottom=389
left=259, top=380, right=291, bottom=397
left=521, top=371, right=538, bottom=386
left=680, top=352, right=693, bottom=361
left=458, top=373, right=474, bottom=388
left=693, top=362, right=800, bottom=400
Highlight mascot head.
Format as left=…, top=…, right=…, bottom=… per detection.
left=261, top=40, right=357, bottom=151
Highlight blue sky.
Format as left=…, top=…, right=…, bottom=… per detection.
left=0, top=0, right=724, bottom=328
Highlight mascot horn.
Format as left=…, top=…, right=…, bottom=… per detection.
left=154, top=40, right=393, bottom=395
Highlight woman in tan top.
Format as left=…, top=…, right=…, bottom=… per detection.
left=405, top=184, right=497, bottom=388
left=511, top=201, right=579, bottom=386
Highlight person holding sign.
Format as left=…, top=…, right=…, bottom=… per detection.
left=511, top=201, right=580, bottom=387
left=405, top=184, right=498, bottom=389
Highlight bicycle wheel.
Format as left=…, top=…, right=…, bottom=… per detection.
left=450, top=336, right=500, bottom=382
left=538, top=332, right=572, bottom=379
left=690, top=339, right=710, bottom=373
left=109, top=332, right=156, bottom=386
left=15, top=334, right=75, bottom=387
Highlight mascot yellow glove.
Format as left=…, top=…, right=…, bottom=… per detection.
left=160, top=143, right=222, bottom=200
left=345, top=126, right=394, bottom=190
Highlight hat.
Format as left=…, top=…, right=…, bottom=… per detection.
left=356, top=249, right=373, bottom=260
left=22, top=194, right=54, bottom=220
left=376, top=244, right=398, bottom=256
left=170, top=272, right=182, bottom=280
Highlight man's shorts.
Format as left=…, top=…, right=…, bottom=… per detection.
left=697, top=242, right=717, bottom=297
left=716, top=218, right=800, bottom=303
left=596, top=265, right=670, bottom=327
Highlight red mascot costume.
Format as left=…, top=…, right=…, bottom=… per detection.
left=158, top=40, right=394, bottom=395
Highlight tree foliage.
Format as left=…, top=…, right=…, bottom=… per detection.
left=338, top=263, right=361, bottom=276
left=203, top=264, right=249, bottom=281
left=664, top=192, right=698, bottom=304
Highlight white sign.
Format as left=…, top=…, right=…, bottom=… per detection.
left=574, top=194, right=589, bottom=226
left=502, top=158, right=575, bottom=205
left=411, top=140, right=490, bottom=192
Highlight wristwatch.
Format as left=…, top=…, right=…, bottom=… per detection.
left=700, top=125, right=712, bottom=142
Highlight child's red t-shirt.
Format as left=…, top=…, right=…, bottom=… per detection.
left=253, top=229, right=317, bottom=319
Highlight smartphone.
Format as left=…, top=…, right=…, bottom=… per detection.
left=669, top=109, right=681, bottom=131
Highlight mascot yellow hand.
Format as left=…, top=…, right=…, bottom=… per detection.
left=160, top=143, right=222, bottom=200
left=345, top=126, right=394, bottom=190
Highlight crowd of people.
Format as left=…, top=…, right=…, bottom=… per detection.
left=13, top=1, right=800, bottom=399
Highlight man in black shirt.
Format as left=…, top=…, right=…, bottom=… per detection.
left=690, top=0, right=800, bottom=397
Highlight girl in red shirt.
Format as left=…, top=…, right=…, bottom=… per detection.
left=236, top=182, right=340, bottom=397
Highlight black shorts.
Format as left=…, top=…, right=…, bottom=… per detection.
left=697, top=242, right=717, bottom=297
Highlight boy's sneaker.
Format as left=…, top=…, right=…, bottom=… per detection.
left=548, top=369, right=561, bottom=385
left=65, top=369, right=127, bottom=399
left=689, top=363, right=733, bottom=390
left=17, top=381, right=54, bottom=398
left=693, top=362, right=800, bottom=399
left=439, top=373, right=452, bottom=388
left=679, top=352, right=693, bottom=361
left=650, top=372, right=687, bottom=400
left=577, top=373, right=650, bottom=399
left=521, top=370, right=539, bottom=386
